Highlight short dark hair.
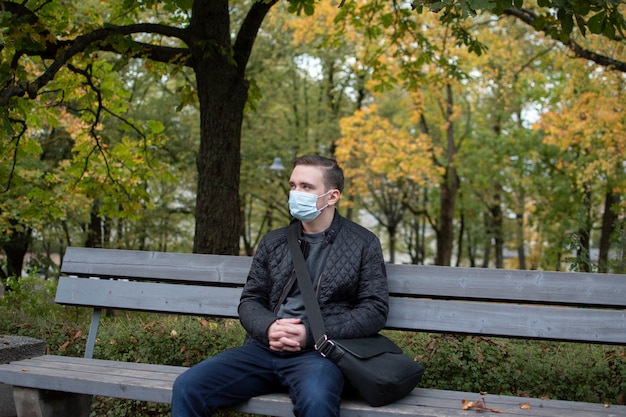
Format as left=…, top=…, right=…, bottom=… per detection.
left=293, top=155, right=344, bottom=193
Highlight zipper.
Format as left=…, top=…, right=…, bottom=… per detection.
left=316, top=272, right=324, bottom=295
left=274, top=269, right=297, bottom=314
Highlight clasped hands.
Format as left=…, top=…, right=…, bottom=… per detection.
left=267, top=318, right=307, bottom=352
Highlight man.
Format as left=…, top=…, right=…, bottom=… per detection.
left=172, top=155, right=388, bottom=417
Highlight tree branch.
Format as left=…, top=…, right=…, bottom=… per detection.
left=503, top=8, right=626, bottom=73
left=1, top=118, right=26, bottom=193
left=1, top=4, right=193, bottom=106
left=234, top=0, right=279, bottom=74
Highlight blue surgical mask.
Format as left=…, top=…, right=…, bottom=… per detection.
left=289, top=190, right=331, bottom=222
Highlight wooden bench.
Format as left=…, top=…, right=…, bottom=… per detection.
left=0, top=246, right=625, bottom=417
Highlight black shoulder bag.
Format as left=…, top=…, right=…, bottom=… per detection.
left=287, top=223, right=424, bottom=407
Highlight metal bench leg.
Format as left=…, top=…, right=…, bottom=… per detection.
left=13, top=387, right=92, bottom=417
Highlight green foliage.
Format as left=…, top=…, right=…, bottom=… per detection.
left=93, top=315, right=245, bottom=367
left=89, top=315, right=248, bottom=417
left=0, top=275, right=58, bottom=330
left=413, top=0, right=626, bottom=48
left=287, top=0, right=316, bottom=16
left=0, top=274, right=91, bottom=357
left=391, top=332, right=626, bottom=405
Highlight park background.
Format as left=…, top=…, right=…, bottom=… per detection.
left=1, top=1, right=625, bottom=416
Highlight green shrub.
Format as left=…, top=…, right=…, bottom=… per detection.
left=88, top=315, right=257, bottom=417
left=93, top=315, right=245, bottom=366
left=391, top=332, right=625, bottom=405
left=0, top=275, right=92, bottom=357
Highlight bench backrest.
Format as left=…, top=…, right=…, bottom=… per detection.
left=57, top=247, right=626, bottom=358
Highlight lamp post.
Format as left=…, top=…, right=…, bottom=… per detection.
left=269, top=157, right=285, bottom=173
left=266, top=157, right=286, bottom=231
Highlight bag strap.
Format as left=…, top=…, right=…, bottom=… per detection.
left=286, top=222, right=329, bottom=350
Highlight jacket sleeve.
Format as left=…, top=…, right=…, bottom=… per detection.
left=237, top=237, right=279, bottom=346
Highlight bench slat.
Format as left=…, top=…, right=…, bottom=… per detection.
left=387, top=297, right=626, bottom=344
left=61, top=248, right=626, bottom=308
left=61, top=247, right=251, bottom=285
left=10, top=356, right=184, bottom=382
left=0, top=362, right=174, bottom=403
left=56, top=276, right=626, bottom=344
left=0, top=357, right=621, bottom=417
left=386, top=264, right=626, bottom=308
left=35, top=354, right=184, bottom=374
left=56, top=276, right=241, bottom=317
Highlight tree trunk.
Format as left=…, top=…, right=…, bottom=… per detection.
left=190, top=0, right=277, bottom=254
left=193, top=69, right=245, bottom=254
left=598, top=189, right=618, bottom=273
left=1, top=222, right=32, bottom=284
left=436, top=83, right=458, bottom=266
left=84, top=200, right=102, bottom=248
left=516, top=192, right=527, bottom=270
left=388, top=225, right=396, bottom=264
left=465, top=226, right=476, bottom=267
left=576, top=182, right=592, bottom=272
left=456, top=211, right=465, bottom=267
left=481, top=213, right=492, bottom=268
left=491, top=185, right=504, bottom=269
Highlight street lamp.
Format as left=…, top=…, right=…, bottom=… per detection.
left=269, top=157, right=285, bottom=173
left=266, top=157, right=287, bottom=231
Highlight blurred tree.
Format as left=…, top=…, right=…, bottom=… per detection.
left=336, top=101, right=434, bottom=262
left=537, top=65, right=626, bottom=272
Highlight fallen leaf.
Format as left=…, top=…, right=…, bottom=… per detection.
left=74, top=330, right=83, bottom=339
left=520, top=403, right=531, bottom=410
left=604, top=403, right=611, bottom=408
left=21, top=368, right=29, bottom=372
left=460, top=397, right=504, bottom=413
left=461, top=399, right=474, bottom=410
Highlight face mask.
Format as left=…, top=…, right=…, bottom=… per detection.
left=289, top=190, right=331, bottom=222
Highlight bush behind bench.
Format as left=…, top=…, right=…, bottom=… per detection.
left=1, top=275, right=624, bottom=417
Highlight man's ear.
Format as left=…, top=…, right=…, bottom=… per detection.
left=328, top=189, right=341, bottom=206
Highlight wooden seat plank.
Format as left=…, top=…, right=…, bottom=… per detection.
left=1, top=357, right=183, bottom=383
left=394, top=388, right=620, bottom=416
left=4, top=359, right=617, bottom=417
left=0, top=362, right=174, bottom=403
left=34, top=355, right=185, bottom=374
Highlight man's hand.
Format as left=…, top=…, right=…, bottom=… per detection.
left=267, top=318, right=307, bottom=352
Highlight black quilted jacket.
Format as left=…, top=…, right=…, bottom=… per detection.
left=238, top=210, right=389, bottom=350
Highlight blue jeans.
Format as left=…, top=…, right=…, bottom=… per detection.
left=171, top=339, right=344, bottom=417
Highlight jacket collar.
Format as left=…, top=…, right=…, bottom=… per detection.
left=292, top=209, right=343, bottom=248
